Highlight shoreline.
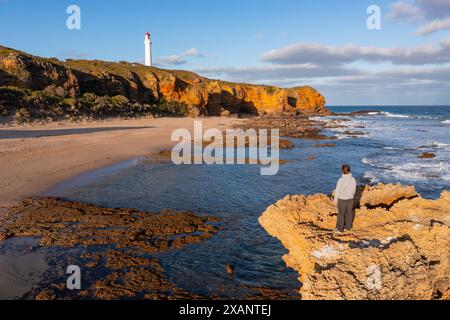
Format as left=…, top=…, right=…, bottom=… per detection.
left=0, top=116, right=245, bottom=208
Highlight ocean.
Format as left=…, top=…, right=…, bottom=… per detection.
left=37, top=106, right=450, bottom=298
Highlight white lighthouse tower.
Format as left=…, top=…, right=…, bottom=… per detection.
left=144, top=32, right=152, bottom=67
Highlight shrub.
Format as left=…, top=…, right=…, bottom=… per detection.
left=265, top=86, right=277, bottom=95
left=111, top=95, right=129, bottom=106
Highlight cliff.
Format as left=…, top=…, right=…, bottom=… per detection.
left=0, top=45, right=328, bottom=121
left=259, top=183, right=450, bottom=300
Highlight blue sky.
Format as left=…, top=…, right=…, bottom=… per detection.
left=1, top=0, right=450, bottom=105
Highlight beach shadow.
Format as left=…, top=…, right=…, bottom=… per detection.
left=0, top=126, right=153, bottom=139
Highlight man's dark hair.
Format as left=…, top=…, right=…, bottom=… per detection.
left=342, top=164, right=351, bottom=174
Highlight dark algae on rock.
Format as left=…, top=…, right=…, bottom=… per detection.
left=0, top=198, right=300, bottom=300
left=0, top=197, right=219, bottom=299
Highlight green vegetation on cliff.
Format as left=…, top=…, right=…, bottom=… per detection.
left=0, top=87, right=188, bottom=123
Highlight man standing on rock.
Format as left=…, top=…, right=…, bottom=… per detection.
left=334, top=164, right=357, bottom=232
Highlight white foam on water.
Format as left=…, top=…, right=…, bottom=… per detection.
left=416, top=115, right=437, bottom=120
left=389, top=161, right=449, bottom=181
left=361, top=156, right=387, bottom=169
left=441, top=120, right=450, bottom=124
left=363, top=171, right=380, bottom=183
left=310, top=116, right=332, bottom=123
left=432, top=142, right=449, bottom=148
left=380, top=111, right=410, bottom=118
left=335, top=134, right=352, bottom=140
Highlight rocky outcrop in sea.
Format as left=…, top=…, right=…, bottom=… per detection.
left=259, top=183, right=450, bottom=300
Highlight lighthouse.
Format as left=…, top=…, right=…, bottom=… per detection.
left=144, top=32, right=152, bottom=67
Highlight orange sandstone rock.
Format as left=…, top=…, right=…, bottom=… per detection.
left=0, top=45, right=329, bottom=117
left=259, top=184, right=450, bottom=300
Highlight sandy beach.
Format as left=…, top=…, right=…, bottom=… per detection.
left=0, top=117, right=243, bottom=207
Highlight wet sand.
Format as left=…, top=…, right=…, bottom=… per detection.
left=0, top=117, right=243, bottom=207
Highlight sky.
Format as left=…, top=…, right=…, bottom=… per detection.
left=1, top=0, right=450, bottom=105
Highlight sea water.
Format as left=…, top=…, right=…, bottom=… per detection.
left=46, top=106, right=450, bottom=298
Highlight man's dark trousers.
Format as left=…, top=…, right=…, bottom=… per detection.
left=336, top=199, right=354, bottom=232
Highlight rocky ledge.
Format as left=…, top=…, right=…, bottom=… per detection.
left=259, top=183, right=450, bottom=300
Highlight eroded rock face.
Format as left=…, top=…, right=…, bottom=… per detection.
left=0, top=46, right=329, bottom=117
left=259, top=183, right=450, bottom=300
left=359, top=183, right=418, bottom=208
left=0, top=50, right=79, bottom=97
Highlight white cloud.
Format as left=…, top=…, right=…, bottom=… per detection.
left=199, top=63, right=450, bottom=104
left=199, top=1, right=450, bottom=104
left=417, top=0, right=450, bottom=19
left=261, top=37, right=450, bottom=65
left=387, top=0, right=450, bottom=26
left=387, top=1, right=424, bottom=22
left=155, top=48, right=204, bottom=67
left=196, top=64, right=362, bottom=82
left=58, top=50, right=90, bottom=60
left=387, top=0, right=450, bottom=36
left=182, top=48, right=204, bottom=58
left=208, top=65, right=449, bottom=105
left=416, top=17, right=450, bottom=34
left=197, top=63, right=450, bottom=85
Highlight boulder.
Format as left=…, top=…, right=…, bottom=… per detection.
left=419, top=152, right=437, bottom=159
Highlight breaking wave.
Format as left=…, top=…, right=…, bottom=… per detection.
left=380, top=111, right=410, bottom=118
left=431, top=142, right=449, bottom=148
